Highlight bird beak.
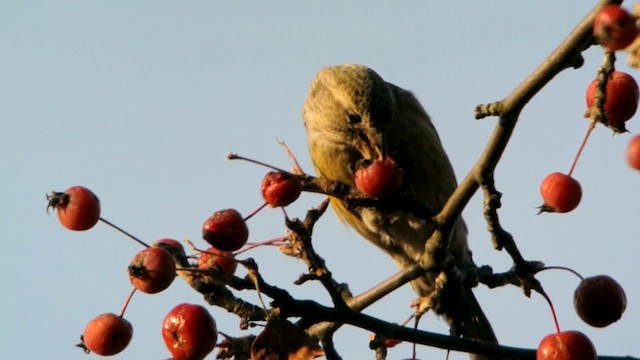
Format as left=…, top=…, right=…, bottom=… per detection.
left=366, top=130, right=388, bottom=161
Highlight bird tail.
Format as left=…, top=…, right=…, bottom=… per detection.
left=441, top=281, right=498, bottom=360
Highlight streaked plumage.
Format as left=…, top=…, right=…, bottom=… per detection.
left=303, top=64, right=497, bottom=359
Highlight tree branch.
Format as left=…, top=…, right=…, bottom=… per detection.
left=436, top=0, right=621, bottom=236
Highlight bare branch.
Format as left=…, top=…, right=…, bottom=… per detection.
left=436, top=0, right=622, bottom=236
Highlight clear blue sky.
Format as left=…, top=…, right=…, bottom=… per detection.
left=1, top=1, right=638, bottom=359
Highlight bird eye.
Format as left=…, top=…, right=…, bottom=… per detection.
left=348, top=114, right=362, bottom=123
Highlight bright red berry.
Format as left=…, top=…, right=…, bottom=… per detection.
left=627, top=134, right=640, bottom=170
left=202, top=209, right=249, bottom=251
left=47, top=186, right=101, bottom=231
left=354, top=160, right=403, bottom=199
left=593, top=5, right=638, bottom=51
left=586, top=71, right=639, bottom=130
left=198, top=247, right=238, bottom=276
left=574, top=275, right=627, bottom=327
left=537, top=330, right=597, bottom=360
left=261, top=171, right=303, bottom=207
left=80, top=313, right=133, bottom=356
left=162, top=303, right=217, bottom=360
left=128, top=247, right=176, bottom=294
left=539, top=172, right=582, bottom=213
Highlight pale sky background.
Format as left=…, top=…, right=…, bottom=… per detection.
left=1, top=1, right=639, bottom=359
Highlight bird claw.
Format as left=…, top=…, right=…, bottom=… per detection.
left=410, top=296, right=434, bottom=317
left=410, top=271, right=448, bottom=317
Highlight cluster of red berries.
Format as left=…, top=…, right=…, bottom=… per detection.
left=535, top=5, right=636, bottom=358
left=539, top=4, right=639, bottom=216
left=46, top=168, right=308, bottom=359
left=537, top=271, right=627, bottom=359
left=47, top=186, right=219, bottom=359
left=201, top=170, right=304, bottom=252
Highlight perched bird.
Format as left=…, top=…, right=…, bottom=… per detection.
left=303, top=64, right=497, bottom=359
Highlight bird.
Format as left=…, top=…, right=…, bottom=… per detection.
left=302, top=64, right=497, bottom=359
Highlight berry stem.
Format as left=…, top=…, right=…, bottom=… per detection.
left=227, top=153, right=290, bottom=173
left=539, top=266, right=585, bottom=281
left=200, top=248, right=237, bottom=263
left=244, top=202, right=268, bottom=221
left=183, top=240, right=238, bottom=269
left=99, top=217, right=150, bottom=248
left=539, top=289, right=561, bottom=334
left=119, top=287, right=137, bottom=317
left=234, top=236, right=289, bottom=255
left=280, top=206, right=290, bottom=219
left=568, top=120, right=596, bottom=177
left=401, top=314, right=414, bottom=327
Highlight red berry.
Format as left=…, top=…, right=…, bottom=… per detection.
left=47, top=186, right=101, bottom=231
left=198, top=247, right=238, bottom=275
left=154, top=238, right=183, bottom=251
left=539, top=172, right=582, bottom=213
left=202, top=209, right=249, bottom=251
left=574, top=275, right=627, bottom=327
left=354, top=160, right=403, bottom=199
left=627, top=134, right=640, bottom=170
left=586, top=71, right=639, bottom=130
left=537, top=330, right=596, bottom=360
left=153, top=238, right=187, bottom=258
left=261, top=171, right=303, bottom=207
left=162, top=303, right=217, bottom=360
left=593, top=5, right=638, bottom=51
left=80, top=313, right=133, bottom=356
left=128, top=247, right=176, bottom=294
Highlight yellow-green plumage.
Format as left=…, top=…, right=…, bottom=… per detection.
left=303, top=64, right=497, bottom=359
